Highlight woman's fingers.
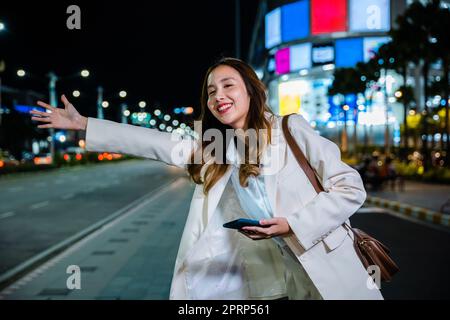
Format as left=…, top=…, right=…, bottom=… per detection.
left=31, top=116, right=52, bottom=122
left=61, top=94, right=70, bottom=107
left=37, top=101, right=55, bottom=110
left=38, top=124, right=53, bottom=129
left=30, top=110, right=51, bottom=117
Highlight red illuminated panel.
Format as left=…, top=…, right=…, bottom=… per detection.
left=311, top=0, right=347, bottom=35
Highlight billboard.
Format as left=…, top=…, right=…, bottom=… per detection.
left=265, top=8, right=281, bottom=49
left=335, top=38, right=364, bottom=67
left=349, top=0, right=390, bottom=32
left=312, top=43, right=334, bottom=66
left=275, top=47, right=290, bottom=74
left=311, top=0, right=347, bottom=35
left=281, top=0, right=310, bottom=42
left=363, top=36, right=391, bottom=61
left=290, top=43, right=312, bottom=71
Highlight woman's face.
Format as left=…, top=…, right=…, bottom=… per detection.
left=206, top=65, right=250, bottom=130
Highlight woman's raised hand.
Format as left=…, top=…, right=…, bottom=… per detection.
left=30, top=95, right=88, bottom=131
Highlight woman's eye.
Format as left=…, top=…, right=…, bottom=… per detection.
left=224, top=84, right=233, bottom=88
left=208, top=91, right=215, bottom=96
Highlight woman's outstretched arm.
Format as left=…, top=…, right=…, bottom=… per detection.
left=30, top=95, right=195, bottom=168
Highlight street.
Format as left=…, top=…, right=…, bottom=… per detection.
left=0, top=159, right=449, bottom=299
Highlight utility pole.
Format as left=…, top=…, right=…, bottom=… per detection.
left=48, top=72, right=58, bottom=164
left=97, top=86, right=104, bottom=119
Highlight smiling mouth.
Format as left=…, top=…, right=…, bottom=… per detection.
left=217, top=103, right=233, bottom=114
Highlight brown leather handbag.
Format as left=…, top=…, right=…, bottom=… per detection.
left=282, top=114, right=399, bottom=282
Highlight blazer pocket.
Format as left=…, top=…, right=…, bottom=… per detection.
left=323, top=226, right=349, bottom=252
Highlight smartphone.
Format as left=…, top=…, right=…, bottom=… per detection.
left=223, top=218, right=263, bottom=229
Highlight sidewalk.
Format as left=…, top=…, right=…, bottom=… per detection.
left=0, top=177, right=194, bottom=300
left=365, top=180, right=450, bottom=227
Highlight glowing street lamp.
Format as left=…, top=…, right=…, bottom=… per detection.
left=80, top=69, right=90, bottom=78
left=17, top=69, right=26, bottom=77
left=119, top=90, right=127, bottom=98
left=139, top=101, right=146, bottom=108
left=72, top=90, right=81, bottom=97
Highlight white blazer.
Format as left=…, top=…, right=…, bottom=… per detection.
left=85, top=113, right=383, bottom=300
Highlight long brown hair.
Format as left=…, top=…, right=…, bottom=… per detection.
left=187, top=57, right=274, bottom=195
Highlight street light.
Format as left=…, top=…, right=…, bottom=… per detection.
left=17, top=69, right=26, bottom=77
left=119, top=90, right=127, bottom=98
left=80, top=69, right=90, bottom=78
left=72, top=90, right=80, bottom=97
left=139, top=101, right=146, bottom=108
left=102, top=101, right=109, bottom=108
left=0, top=22, right=5, bottom=32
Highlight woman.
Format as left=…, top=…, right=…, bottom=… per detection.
left=30, top=57, right=382, bottom=300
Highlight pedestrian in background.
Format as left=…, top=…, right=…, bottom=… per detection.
left=30, top=57, right=382, bottom=300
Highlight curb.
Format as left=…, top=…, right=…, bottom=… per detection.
left=366, top=196, right=450, bottom=227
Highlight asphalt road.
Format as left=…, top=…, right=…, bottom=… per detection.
left=0, top=159, right=187, bottom=275
left=350, top=208, right=450, bottom=300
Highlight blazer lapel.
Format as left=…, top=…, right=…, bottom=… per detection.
left=262, top=115, right=287, bottom=216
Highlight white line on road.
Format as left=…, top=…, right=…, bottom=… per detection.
left=30, top=201, right=49, bottom=210
left=8, top=186, right=24, bottom=192
left=0, top=211, right=15, bottom=219
left=61, top=193, right=74, bottom=200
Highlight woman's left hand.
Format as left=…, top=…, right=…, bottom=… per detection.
left=240, top=217, right=293, bottom=240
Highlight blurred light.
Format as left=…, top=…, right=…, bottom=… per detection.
left=154, top=109, right=161, bottom=116
left=17, top=69, right=26, bottom=77
left=72, top=90, right=80, bottom=97
left=394, top=91, right=402, bottom=98
left=58, top=135, right=66, bottom=143
left=164, top=114, right=171, bottom=121
left=435, top=134, right=441, bottom=141
left=388, top=97, right=396, bottom=103
left=281, top=75, right=289, bottom=81
left=78, top=139, right=85, bottom=148
left=435, top=76, right=441, bottom=82
left=358, top=105, right=365, bottom=111
left=360, top=76, right=366, bottom=82
left=409, top=110, right=416, bottom=116
left=150, top=119, right=156, bottom=126
left=174, top=108, right=181, bottom=114
left=123, top=110, right=130, bottom=117
left=342, top=105, right=350, bottom=111
left=102, top=101, right=109, bottom=108
left=107, top=154, right=113, bottom=161
left=172, top=120, right=179, bottom=126
left=322, top=64, right=335, bottom=71
left=166, top=126, right=173, bottom=132
left=180, top=123, right=186, bottom=129
left=80, top=69, right=90, bottom=78
left=119, top=90, right=127, bottom=98
left=417, top=166, right=424, bottom=175
left=327, top=122, right=336, bottom=129
left=63, top=154, right=69, bottom=161
left=435, top=152, right=441, bottom=158
left=139, top=101, right=146, bottom=108
left=0, top=22, right=5, bottom=31
left=299, top=69, right=308, bottom=76
left=76, top=154, right=82, bottom=161
left=98, top=154, right=104, bottom=161
left=430, top=37, right=437, bottom=44
left=184, top=107, right=194, bottom=115
left=159, top=124, right=166, bottom=130
left=433, top=115, right=439, bottom=121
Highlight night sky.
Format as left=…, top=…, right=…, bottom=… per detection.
left=0, top=0, right=260, bottom=120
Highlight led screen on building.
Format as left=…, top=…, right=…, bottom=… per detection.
left=281, top=0, right=310, bottom=42
left=349, top=0, right=390, bottom=33
left=312, top=43, right=334, bottom=65
left=290, top=43, right=312, bottom=71
left=275, top=47, right=290, bottom=74
left=335, top=38, right=364, bottom=67
left=265, top=8, right=281, bottom=49
left=311, top=0, right=347, bottom=35
left=363, top=36, right=391, bottom=61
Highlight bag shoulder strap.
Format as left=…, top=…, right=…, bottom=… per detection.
left=281, top=114, right=324, bottom=194
left=282, top=114, right=352, bottom=232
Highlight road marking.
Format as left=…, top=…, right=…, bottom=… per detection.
left=61, top=193, right=74, bottom=200
left=0, top=212, right=15, bottom=219
left=30, top=201, right=49, bottom=210
left=8, top=187, right=24, bottom=192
